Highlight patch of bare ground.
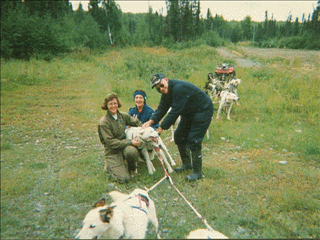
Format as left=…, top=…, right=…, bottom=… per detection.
left=238, top=46, right=320, bottom=60
left=216, top=46, right=320, bottom=69
left=216, top=47, right=261, bottom=68
left=239, top=46, right=320, bottom=73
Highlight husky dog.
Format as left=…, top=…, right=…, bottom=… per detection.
left=225, top=78, right=241, bottom=95
left=76, top=189, right=160, bottom=239
left=126, top=126, right=176, bottom=174
left=216, top=91, right=239, bottom=120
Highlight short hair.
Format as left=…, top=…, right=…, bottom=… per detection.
left=101, top=93, right=122, bottom=110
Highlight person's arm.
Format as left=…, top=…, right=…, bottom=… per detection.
left=98, top=123, right=133, bottom=150
left=160, top=86, right=188, bottom=129
left=124, top=112, right=142, bottom=127
left=150, top=94, right=170, bottom=125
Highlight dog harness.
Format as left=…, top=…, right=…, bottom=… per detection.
left=129, top=194, right=149, bottom=214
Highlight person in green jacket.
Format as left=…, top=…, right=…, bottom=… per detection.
left=98, top=93, right=142, bottom=183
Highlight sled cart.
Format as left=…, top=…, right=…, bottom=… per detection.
left=214, top=63, right=236, bottom=82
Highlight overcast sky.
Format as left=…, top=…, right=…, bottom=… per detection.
left=70, top=1, right=317, bottom=22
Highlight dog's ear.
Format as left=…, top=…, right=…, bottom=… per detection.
left=94, top=198, right=106, bottom=208
left=99, top=206, right=115, bottom=223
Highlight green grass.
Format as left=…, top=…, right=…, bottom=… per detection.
left=1, top=44, right=319, bottom=239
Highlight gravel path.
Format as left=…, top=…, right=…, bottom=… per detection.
left=216, top=47, right=261, bottom=68
left=216, top=46, right=319, bottom=68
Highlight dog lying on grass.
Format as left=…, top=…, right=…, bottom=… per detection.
left=187, top=228, right=228, bottom=239
left=75, top=188, right=160, bottom=239
left=125, top=126, right=176, bottom=174
left=216, top=90, right=239, bottom=120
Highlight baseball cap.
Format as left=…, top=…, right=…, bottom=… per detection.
left=150, top=73, right=166, bottom=88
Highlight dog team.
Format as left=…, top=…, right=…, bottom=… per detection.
left=205, top=63, right=241, bottom=120
left=77, top=71, right=238, bottom=239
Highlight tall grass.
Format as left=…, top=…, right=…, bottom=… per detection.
left=1, top=45, right=319, bottom=239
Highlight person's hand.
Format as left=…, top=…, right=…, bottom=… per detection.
left=132, top=138, right=142, bottom=147
left=142, top=120, right=153, bottom=129
left=156, top=127, right=163, bottom=134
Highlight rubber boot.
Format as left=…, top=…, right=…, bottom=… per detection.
left=175, top=144, right=192, bottom=173
left=186, top=150, right=203, bottom=181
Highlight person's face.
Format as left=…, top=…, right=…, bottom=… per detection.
left=107, top=98, right=118, bottom=115
left=134, top=94, right=145, bottom=108
left=155, top=78, right=169, bottom=94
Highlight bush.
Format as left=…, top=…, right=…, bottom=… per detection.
left=201, top=30, right=225, bottom=47
left=278, top=36, right=306, bottom=49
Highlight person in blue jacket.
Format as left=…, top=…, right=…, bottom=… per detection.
left=142, top=73, right=214, bottom=182
left=128, top=90, right=159, bottom=130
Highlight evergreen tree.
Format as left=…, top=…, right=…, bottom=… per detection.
left=181, top=0, right=193, bottom=41
left=311, top=1, right=320, bottom=35
left=166, top=0, right=180, bottom=41
left=206, top=8, right=213, bottom=30
left=293, top=17, right=300, bottom=36
left=230, top=22, right=242, bottom=42
left=284, top=14, right=293, bottom=36
left=264, top=10, right=269, bottom=38
left=241, top=16, right=252, bottom=40
left=23, top=0, right=71, bottom=18
left=88, top=0, right=108, bottom=32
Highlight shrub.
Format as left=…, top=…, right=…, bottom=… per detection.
left=201, top=30, right=225, bottom=47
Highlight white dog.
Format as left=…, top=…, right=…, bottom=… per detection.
left=216, top=90, right=239, bottom=120
left=187, top=228, right=228, bottom=239
left=75, top=188, right=160, bottom=239
left=125, top=126, right=176, bottom=174
left=225, top=78, right=241, bottom=95
left=169, top=115, right=181, bottom=142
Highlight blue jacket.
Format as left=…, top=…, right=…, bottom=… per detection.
left=128, top=104, right=159, bottom=130
left=151, top=79, right=213, bottom=130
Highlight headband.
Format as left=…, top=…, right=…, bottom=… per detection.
left=133, top=91, right=147, bottom=101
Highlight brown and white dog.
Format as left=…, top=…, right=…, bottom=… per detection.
left=75, top=189, right=160, bottom=239
left=125, top=126, right=176, bottom=174
left=216, top=90, right=239, bottom=120
left=187, top=228, right=228, bottom=239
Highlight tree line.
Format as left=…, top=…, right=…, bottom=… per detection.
left=1, top=0, right=319, bottom=60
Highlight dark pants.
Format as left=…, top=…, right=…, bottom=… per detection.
left=174, top=106, right=213, bottom=151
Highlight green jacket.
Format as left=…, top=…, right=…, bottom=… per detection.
left=98, top=110, right=141, bottom=159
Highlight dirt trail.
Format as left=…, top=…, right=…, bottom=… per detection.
left=216, top=46, right=320, bottom=69
left=216, top=47, right=261, bottom=68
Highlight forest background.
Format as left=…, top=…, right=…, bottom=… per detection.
left=1, top=0, right=320, bottom=60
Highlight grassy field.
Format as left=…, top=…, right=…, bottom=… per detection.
left=1, top=45, right=319, bottom=239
